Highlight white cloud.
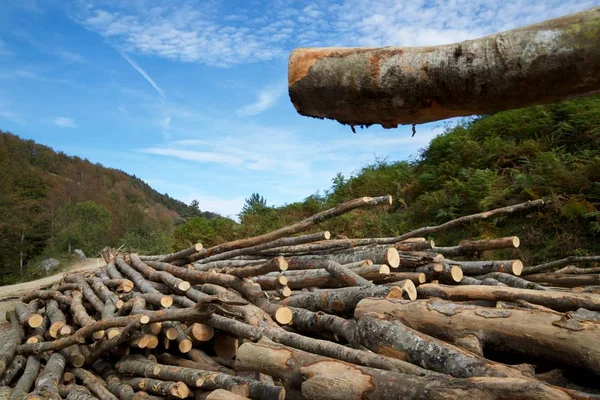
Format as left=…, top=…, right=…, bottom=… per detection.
left=182, top=194, right=246, bottom=219
left=54, top=117, right=77, bottom=128
left=74, top=1, right=599, bottom=67
left=236, top=82, right=286, bottom=117
left=53, top=48, right=85, bottom=63
left=118, top=51, right=165, bottom=97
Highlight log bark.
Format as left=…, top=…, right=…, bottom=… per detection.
left=158, top=243, right=203, bottom=263
left=70, top=367, right=119, bottom=400
left=14, top=301, right=44, bottom=328
left=354, top=314, right=523, bottom=378
left=417, top=283, right=600, bottom=311
left=286, top=247, right=399, bottom=268
left=121, top=377, right=190, bottom=399
left=116, top=356, right=285, bottom=400
left=115, top=257, right=170, bottom=296
left=555, top=266, right=600, bottom=274
left=91, top=358, right=141, bottom=400
left=106, top=261, right=123, bottom=279
left=215, top=257, right=288, bottom=278
left=235, top=339, right=573, bottom=400
left=9, top=356, right=40, bottom=400
left=0, top=355, right=25, bottom=386
left=373, top=200, right=544, bottom=244
left=523, top=255, right=600, bottom=275
left=156, top=353, right=233, bottom=375
left=198, top=389, right=249, bottom=400
left=46, top=299, right=68, bottom=338
left=209, top=314, right=431, bottom=377
left=70, top=291, right=104, bottom=339
left=446, top=259, right=523, bottom=276
left=27, top=352, right=66, bottom=400
left=129, top=254, right=191, bottom=291
left=21, top=290, right=71, bottom=305
left=355, top=297, right=600, bottom=374
left=64, top=274, right=105, bottom=314
left=289, top=8, right=600, bottom=128
left=526, top=273, right=600, bottom=287
left=194, top=196, right=391, bottom=259
left=277, top=284, right=405, bottom=314
left=323, top=260, right=373, bottom=287
left=372, top=272, right=426, bottom=285
left=478, top=272, right=547, bottom=290
left=0, top=310, right=25, bottom=376
left=196, top=232, right=330, bottom=264
left=86, top=316, right=145, bottom=364
left=58, top=384, right=96, bottom=400
left=433, top=237, right=520, bottom=257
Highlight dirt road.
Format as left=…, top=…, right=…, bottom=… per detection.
left=0, top=258, right=102, bottom=322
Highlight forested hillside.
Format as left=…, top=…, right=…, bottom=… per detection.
left=175, top=96, right=600, bottom=266
left=0, top=132, right=198, bottom=283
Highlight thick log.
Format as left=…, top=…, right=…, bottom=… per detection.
left=70, top=367, right=119, bottom=400
left=14, top=301, right=44, bottom=328
left=61, top=344, right=85, bottom=368
left=556, top=266, right=600, bottom=274
left=156, top=353, right=233, bottom=375
left=214, top=335, right=239, bottom=359
left=478, top=272, right=547, bottom=290
left=323, top=260, right=373, bottom=287
left=288, top=9, right=600, bottom=128
left=216, top=257, right=288, bottom=278
left=70, top=291, right=104, bottom=340
left=356, top=297, right=600, bottom=374
left=196, top=232, right=330, bottom=264
left=372, top=272, right=426, bottom=285
left=115, top=257, right=171, bottom=297
left=195, top=196, right=391, bottom=259
left=277, top=284, right=406, bottom=314
left=21, top=290, right=71, bottom=305
left=523, top=255, right=600, bottom=275
left=198, top=390, right=249, bottom=400
left=106, top=261, right=123, bottom=279
left=162, top=322, right=193, bottom=353
left=9, top=356, right=40, bottom=400
left=158, top=243, right=203, bottom=263
left=58, top=384, right=96, bottom=400
left=355, top=314, right=523, bottom=378
left=97, top=278, right=134, bottom=293
left=121, top=377, right=191, bottom=399
left=92, top=358, right=142, bottom=400
left=130, top=254, right=191, bottom=291
left=46, top=300, right=68, bottom=338
left=287, top=247, right=399, bottom=268
left=416, top=283, right=600, bottom=311
left=64, top=274, right=105, bottom=314
left=433, top=237, right=520, bottom=257
left=446, top=259, right=523, bottom=276
left=0, top=355, right=25, bottom=386
left=27, top=352, right=66, bottom=400
left=194, top=260, right=267, bottom=271
left=235, top=339, right=574, bottom=400
left=287, top=306, right=359, bottom=346
left=187, top=323, right=215, bottom=342
left=0, top=310, right=25, bottom=376
left=209, top=314, right=430, bottom=376
left=526, top=273, right=600, bottom=287
left=116, top=356, right=285, bottom=400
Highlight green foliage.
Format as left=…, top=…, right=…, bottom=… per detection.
left=121, top=230, right=172, bottom=255
left=54, top=201, right=112, bottom=255
left=173, top=216, right=238, bottom=249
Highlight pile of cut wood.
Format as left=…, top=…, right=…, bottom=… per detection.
left=2, top=195, right=600, bottom=400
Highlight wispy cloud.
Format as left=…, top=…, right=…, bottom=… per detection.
left=236, top=82, right=286, bottom=117
left=0, top=39, right=10, bottom=55
left=0, top=68, right=80, bottom=88
left=74, top=1, right=598, bottom=67
left=118, top=51, right=165, bottom=97
left=54, top=117, right=77, bottom=128
left=53, top=48, right=85, bottom=63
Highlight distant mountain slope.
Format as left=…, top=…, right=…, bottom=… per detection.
left=0, top=130, right=192, bottom=282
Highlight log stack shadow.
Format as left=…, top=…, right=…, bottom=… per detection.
left=1, top=195, right=600, bottom=399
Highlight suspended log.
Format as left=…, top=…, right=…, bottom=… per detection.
left=157, top=243, right=203, bottom=263
left=355, top=297, right=600, bottom=374
left=417, top=283, right=600, bottom=311
left=288, top=8, right=600, bottom=128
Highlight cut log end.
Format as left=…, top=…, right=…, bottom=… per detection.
left=386, top=248, right=400, bottom=268
left=276, top=256, right=289, bottom=271
left=179, top=339, right=193, bottom=353
left=161, top=296, right=174, bottom=308
left=178, top=281, right=192, bottom=291
left=165, top=327, right=179, bottom=341
left=28, top=314, right=44, bottom=328
left=140, top=315, right=150, bottom=324
left=450, top=265, right=463, bottom=283
left=379, top=265, right=391, bottom=275
left=194, top=243, right=204, bottom=252
left=401, top=280, right=418, bottom=300
left=92, top=330, right=105, bottom=340
left=512, top=260, right=524, bottom=276
left=277, top=276, right=288, bottom=286
left=150, top=322, right=162, bottom=335
left=323, top=231, right=331, bottom=240
left=106, top=328, right=121, bottom=339
left=417, top=273, right=426, bottom=284
left=146, top=335, right=159, bottom=349
left=49, top=321, right=66, bottom=338
left=214, top=335, right=239, bottom=358
left=511, top=236, right=520, bottom=248
left=171, top=381, right=191, bottom=399
left=275, top=307, right=293, bottom=325
left=432, top=263, right=444, bottom=273
left=188, top=323, right=215, bottom=342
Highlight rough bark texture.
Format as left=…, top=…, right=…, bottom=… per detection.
left=0, top=355, right=26, bottom=386
left=478, top=272, right=548, bottom=290
left=9, top=356, right=40, bottom=400
left=121, top=377, right=190, bottom=398
left=526, top=273, right=600, bottom=287
left=289, top=8, right=600, bottom=128
left=70, top=367, right=119, bottom=400
left=28, top=352, right=66, bottom=400
left=417, top=283, right=600, bottom=311
left=524, top=255, right=600, bottom=275
left=0, top=310, right=25, bottom=376
left=355, top=297, right=600, bottom=374
left=446, top=259, right=523, bottom=276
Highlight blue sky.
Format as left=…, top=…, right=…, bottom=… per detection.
left=0, top=0, right=597, bottom=218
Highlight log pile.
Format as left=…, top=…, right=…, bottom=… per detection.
left=2, top=195, right=600, bottom=399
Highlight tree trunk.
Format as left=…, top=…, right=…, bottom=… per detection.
left=477, top=272, right=547, bottom=290
left=525, top=273, right=600, bottom=287
left=355, top=297, right=600, bottom=375
left=215, top=257, right=288, bottom=278
left=0, top=310, right=25, bottom=376
left=445, top=260, right=523, bottom=276
left=286, top=246, right=400, bottom=268
left=417, top=283, right=600, bottom=311
left=70, top=367, right=119, bottom=400
left=288, top=8, right=600, bottom=128
left=158, top=243, right=203, bottom=263
left=121, top=377, right=190, bottom=398
left=26, top=352, right=66, bottom=400
left=523, top=255, right=600, bottom=275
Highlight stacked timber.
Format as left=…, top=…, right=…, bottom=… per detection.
left=2, top=195, right=600, bottom=399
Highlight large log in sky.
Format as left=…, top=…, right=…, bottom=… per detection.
left=288, top=8, right=600, bottom=128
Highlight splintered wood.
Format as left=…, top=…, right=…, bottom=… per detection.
left=2, top=196, right=600, bottom=399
